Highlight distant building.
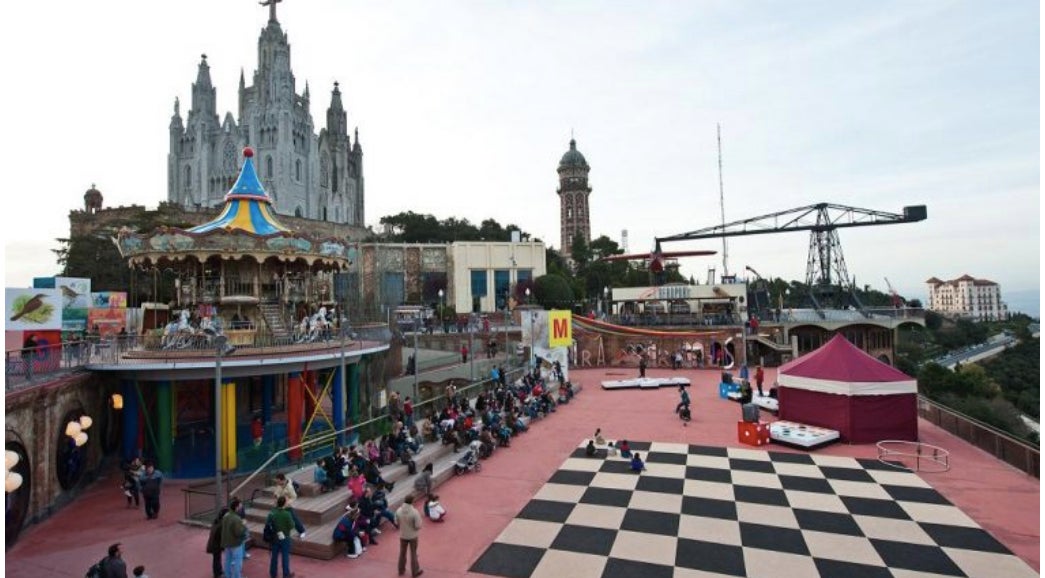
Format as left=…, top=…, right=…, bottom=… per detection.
left=167, top=2, right=365, bottom=226
left=926, top=275, right=1008, bottom=321
left=557, top=138, right=592, bottom=262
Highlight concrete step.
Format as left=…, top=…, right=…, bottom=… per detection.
left=243, top=382, right=582, bottom=560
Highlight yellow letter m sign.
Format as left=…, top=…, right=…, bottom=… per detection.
left=548, top=310, right=572, bottom=348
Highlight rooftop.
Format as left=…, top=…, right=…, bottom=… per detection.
left=5, top=366, right=1037, bottom=577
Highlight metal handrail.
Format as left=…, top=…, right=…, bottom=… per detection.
left=227, top=364, right=526, bottom=500
left=918, top=395, right=1039, bottom=451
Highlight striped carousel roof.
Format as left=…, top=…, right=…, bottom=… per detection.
left=188, top=147, right=291, bottom=236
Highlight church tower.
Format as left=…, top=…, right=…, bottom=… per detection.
left=167, top=1, right=365, bottom=227
left=557, top=138, right=592, bottom=260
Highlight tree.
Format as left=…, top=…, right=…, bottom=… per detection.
left=533, top=274, right=574, bottom=310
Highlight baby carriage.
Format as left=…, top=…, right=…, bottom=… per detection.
left=453, top=441, right=482, bottom=475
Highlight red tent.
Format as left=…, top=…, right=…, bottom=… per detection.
left=778, top=334, right=918, bottom=443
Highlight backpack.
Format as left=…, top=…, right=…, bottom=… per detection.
left=262, top=517, right=277, bottom=543
left=291, top=480, right=301, bottom=494
left=85, top=557, right=109, bottom=578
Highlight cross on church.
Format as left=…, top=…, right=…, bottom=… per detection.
left=259, top=0, right=282, bottom=22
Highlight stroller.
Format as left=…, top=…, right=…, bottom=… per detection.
left=679, top=405, right=692, bottom=422
left=453, top=441, right=483, bottom=475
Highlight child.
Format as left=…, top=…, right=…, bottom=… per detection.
left=132, top=565, right=149, bottom=578
left=619, top=439, right=632, bottom=458
left=425, top=494, right=447, bottom=522
left=594, top=428, right=606, bottom=446
left=585, top=439, right=597, bottom=457
left=314, top=459, right=332, bottom=492
left=630, top=452, right=645, bottom=473
left=607, top=441, right=619, bottom=457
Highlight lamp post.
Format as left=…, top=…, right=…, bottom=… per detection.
left=438, top=289, right=445, bottom=334
left=603, top=286, right=609, bottom=318
left=213, top=334, right=228, bottom=512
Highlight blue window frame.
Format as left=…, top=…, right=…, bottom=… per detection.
left=471, top=270, right=488, bottom=297
left=494, top=270, right=510, bottom=310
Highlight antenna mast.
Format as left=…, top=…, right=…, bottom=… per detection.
left=717, top=123, right=729, bottom=277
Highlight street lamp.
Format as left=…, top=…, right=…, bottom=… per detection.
left=525, top=287, right=531, bottom=305
left=213, top=334, right=229, bottom=512
left=603, top=286, right=609, bottom=317
left=438, top=289, right=445, bottom=333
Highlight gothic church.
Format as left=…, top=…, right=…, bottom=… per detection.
left=167, top=2, right=364, bottom=226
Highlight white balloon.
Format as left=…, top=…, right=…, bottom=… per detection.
left=65, top=421, right=82, bottom=437
left=5, top=450, right=19, bottom=471
left=74, top=432, right=89, bottom=447
left=79, top=415, right=93, bottom=430
left=5, top=472, right=23, bottom=493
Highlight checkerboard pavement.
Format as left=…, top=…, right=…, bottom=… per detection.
left=470, top=441, right=1038, bottom=578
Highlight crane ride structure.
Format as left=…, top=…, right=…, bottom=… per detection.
left=656, top=203, right=927, bottom=312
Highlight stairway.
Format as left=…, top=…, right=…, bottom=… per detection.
left=241, top=383, right=582, bottom=560
left=258, top=302, right=292, bottom=342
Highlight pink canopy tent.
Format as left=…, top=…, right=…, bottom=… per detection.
left=777, top=334, right=918, bottom=443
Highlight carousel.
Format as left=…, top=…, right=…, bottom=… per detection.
left=116, top=147, right=355, bottom=348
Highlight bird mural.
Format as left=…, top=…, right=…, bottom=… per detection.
left=10, top=294, right=48, bottom=322
left=60, top=285, right=84, bottom=308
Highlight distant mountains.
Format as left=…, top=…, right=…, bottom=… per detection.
left=1005, top=289, right=1040, bottom=319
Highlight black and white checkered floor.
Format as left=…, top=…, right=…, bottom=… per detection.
left=470, top=441, right=1037, bottom=578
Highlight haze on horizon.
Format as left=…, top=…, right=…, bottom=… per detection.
left=2, top=1, right=1039, bottom=316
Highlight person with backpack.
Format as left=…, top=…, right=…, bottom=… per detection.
left=206, top=507, right=228, bottom=578
left=266, top=496, right=297, bottom=578
left=86, top=542, right=126, bottom=578
left=220, top=498, right=248, bottom=578
left=137, top=461, right=163, bottom=520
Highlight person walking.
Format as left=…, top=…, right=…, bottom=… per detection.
left=221, top=498, right=248, bottom=578
left=206, top=507, right=229, bottom=578
left=138, top=461, right=163, bottom=519
left=755, top=365, right=765, bottom=397
left=460, top=343, right=468, bottom=364
left=122, top=457, right=143, bottom=508
left=638, top=353, right=647, bottom=378
left=266, top=496, right=297, bottom=578
left=102, top=543, right=128, bottom=578
left=395, top=495, right=424, bottom=577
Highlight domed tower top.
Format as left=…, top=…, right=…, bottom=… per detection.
left=83, top=184, right=103, bottom=214
left=558, top=138, right=589, bottom=169
left=556, top=137, right=593, bottom=262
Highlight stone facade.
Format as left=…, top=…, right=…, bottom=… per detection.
left=5, top=372, right=114, bottom=543
left=70, top=200, right=368, bottom=242
left=557, top=138, right=592, bottom=259
left=167, top=6, right=364, bottom=226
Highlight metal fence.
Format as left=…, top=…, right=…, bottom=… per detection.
left=918, top=395, right=1040, bottom=478
left=182, top=362, right=529, bottom=522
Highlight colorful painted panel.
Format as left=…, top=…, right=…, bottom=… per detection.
left=87, top=308, right=127, bottom=337
left=6, top=288, right=62, bottom=331
left=54, top=277, right=91, bottom=310
left=91, top=292, right=128, bottom=309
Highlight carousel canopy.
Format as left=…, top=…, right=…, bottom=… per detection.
left=188, top=147, right=290, bottom=236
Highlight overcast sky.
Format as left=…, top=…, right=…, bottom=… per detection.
left=2, top=1, right=1039, bottom=315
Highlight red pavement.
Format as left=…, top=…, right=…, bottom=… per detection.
left=5, top=367, right=1039, bottom=577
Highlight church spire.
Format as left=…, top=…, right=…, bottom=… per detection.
left=191, top=54, right=217, bottom=117
left=326, top=81, right=347, bottom=139
left=170, top=97, right=183, bottom=130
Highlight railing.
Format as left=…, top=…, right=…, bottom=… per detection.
left=5, top=340, right=103, bottom=391
left=223, top=277, right=256, bottom=299
left=918, top=395, right=1039, bottom=478
left=193, top=363, right=528, bottom=520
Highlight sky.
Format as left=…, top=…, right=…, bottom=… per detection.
left=2, top=1, right=1040, bottom=316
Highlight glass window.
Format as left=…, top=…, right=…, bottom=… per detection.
left=517, top=269, right=533, bottom=283
left=494, top=270, right=510, bottom=310
left=470, top=270, right=488, bottom=297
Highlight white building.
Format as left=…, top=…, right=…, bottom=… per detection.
left=926, top=275, right=1008, bottom=321
left=449, top=241, right=546, bottom=313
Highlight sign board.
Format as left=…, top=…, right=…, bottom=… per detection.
left=6, top=288, right=62, bottom=331
left=91, top=292, right=128, bottom=309
left=548, top=310, right=572, bottom=348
